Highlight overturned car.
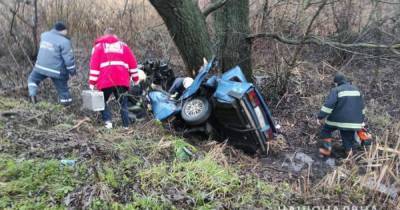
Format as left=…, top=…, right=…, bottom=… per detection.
left=144, top=58, right=277, bottom=154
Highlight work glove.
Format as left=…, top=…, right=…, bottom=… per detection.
left=317, top=118, right=325, bottom=126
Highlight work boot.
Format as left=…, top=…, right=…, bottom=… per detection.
left=105, top=121, right=113, bottom=129
left=30, top=96, right=37, bottom=104
left=319, top=138, right=332, bottom=158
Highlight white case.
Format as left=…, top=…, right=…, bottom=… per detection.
left=81, top=90, right=105, bottom=111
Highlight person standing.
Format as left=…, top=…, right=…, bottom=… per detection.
left=88, top=28, right=139, bottom=129
left=317, top=72, right=366, bottom=157
left=27, top=21, right=76, bottom=105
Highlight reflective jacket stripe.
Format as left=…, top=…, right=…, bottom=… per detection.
left=326, top=120, right=363, bottom=129
left=90, top=70, right=100, bottom=75
left=89, top=76, right=98, bottom=81
left=60, top=98, right=72, bottom=103
left=338, top=91, right=360, bottom=98
left=35, top=64, right=60, bottom=74
left=66, top=65, right=75, bottom=70
left=100, top=61, right=129, bottom=68
left=129, top=68, right=139, bottom=74
left=321, top=106, right=333, bottom=114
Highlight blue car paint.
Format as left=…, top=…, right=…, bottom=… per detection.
left=149, top=61, right=275, bottom=135
left=148, top=91, right=180, bottom=120
left=149, top=60, right=215, bottom=121
left=181, top=60, right=214, bottom=100
left=205, top=75, right=218, bottom=88
left=213, top=79, right=252, bottom=103
left=220, top=66, right=248, bottom=82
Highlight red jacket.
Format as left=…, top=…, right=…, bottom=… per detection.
left=89, top=35, right=138, bottom=90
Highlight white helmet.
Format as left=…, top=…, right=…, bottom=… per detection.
left=183, top=77, right=194, bottom=89
left=137, top=69, right=147, bottom=82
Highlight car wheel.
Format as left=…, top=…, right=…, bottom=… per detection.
left=181, top=97, right=211, bottom=125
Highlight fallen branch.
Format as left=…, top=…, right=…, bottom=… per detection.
left=248, top=33, right=400, bottom=54
left=203, top=0, right=228, bottom=17
left=68, top=117, right=91, bottom=132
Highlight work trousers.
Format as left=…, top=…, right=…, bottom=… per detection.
left=101, top=86, right=130, bottom=127
left=28, top=70, right=72, bottom=105
left=320, top=124, right=356, bottom=151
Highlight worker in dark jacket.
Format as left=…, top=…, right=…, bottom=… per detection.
left=27, top=21, right=76, bottom=105
left=317, top=72, right=365, bottom=157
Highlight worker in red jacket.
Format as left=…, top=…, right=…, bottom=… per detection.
left=88, top=28, right=139, bottom=129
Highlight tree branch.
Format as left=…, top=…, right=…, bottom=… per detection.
left=0, top=0, right=33, bottom=28
left=289, top=0, right=328, bottom=66
left=203, top=0, right=228, bottom=17
left=247, top=33, right=400, bottom=54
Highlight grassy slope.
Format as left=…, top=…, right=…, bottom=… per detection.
left=1, top=95, right=398, bottom=209
left=0, top=97, right=290, bottom=209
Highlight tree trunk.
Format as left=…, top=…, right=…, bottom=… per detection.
left=213, top=0, right=252, bottom=80
left=32, top=0, right=39, bottom=57
left=149, top=0, right=213, bottom=75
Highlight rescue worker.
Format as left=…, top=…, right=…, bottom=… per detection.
left=168, top=77, right=194, bottom=99
left=317, top=72, right=365, bottom=157
left=27, top=21, right=76, bottom=105
left=127, top=69, right=147, bottom=122
left=88, top=28, right=139, bottom=129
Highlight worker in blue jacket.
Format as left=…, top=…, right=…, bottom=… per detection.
left=27, top=21, right=76, bottom=105
left=317, top=73, right=365, bottom=157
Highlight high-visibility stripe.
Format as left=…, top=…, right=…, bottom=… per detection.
left=28, top=83, right=37, bottom=87
left=35, top=64, right=60, bottom=74
left=66, top=65, right=75, bottom=70
left=321, top=106, right=333, bottom=114
left=325, top=120, right=363, bottom=129
left=90, top=70, right=100, bottom=75
left=129, top=68, right=138, bottom=73
left=60, top=98, right=72, bottom=103
left=89, top=76, right=98, bottom=81
left=338, top=91, right=360, bottom=98
left=100, top=61, right=129, bottom=68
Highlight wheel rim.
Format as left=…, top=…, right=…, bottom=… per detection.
left=185, top=99, right=204, bottom=117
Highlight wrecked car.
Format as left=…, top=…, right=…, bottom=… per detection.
left=144, top=58, right=277, bottom=154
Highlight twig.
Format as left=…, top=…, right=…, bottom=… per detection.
left=68, top=117, right=91, bottom=132
left=248, top=33, right=400, bottom=54
left=0, top=0, right=33, bottom=28
left=275, top=91, right=288, bottom=109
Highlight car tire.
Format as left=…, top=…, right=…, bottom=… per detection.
left=181, top=97, right=211, bottom=125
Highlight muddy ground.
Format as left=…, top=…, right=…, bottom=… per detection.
left=0, top=59, right=399, bottom=209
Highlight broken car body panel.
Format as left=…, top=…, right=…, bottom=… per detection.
left=147, top=59, right=276, bottom=153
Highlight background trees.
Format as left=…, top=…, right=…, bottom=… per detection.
left=0, top=1, right=399, bottom=208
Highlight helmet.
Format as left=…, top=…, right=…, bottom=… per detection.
left=137, top=70, right=147, bottom=82
left=183, top=77, right=194, bottom=89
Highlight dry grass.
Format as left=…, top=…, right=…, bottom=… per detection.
left=0, top=0, right=399, bottom=208
left=306, top=123, right=400, bottom=208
